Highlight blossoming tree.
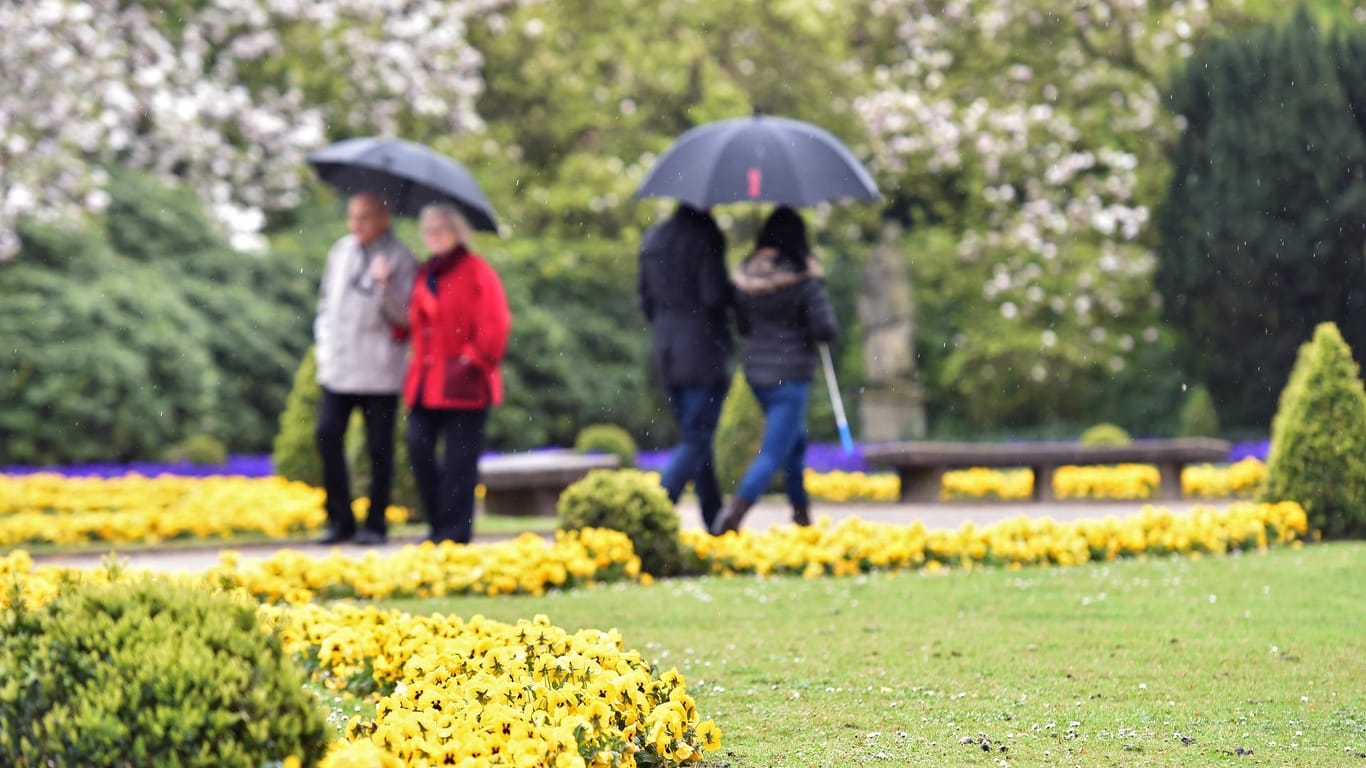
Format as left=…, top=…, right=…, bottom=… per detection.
left=0, top=0, right=505, bottom=259
left=850, top=0, right=1251, bottom=425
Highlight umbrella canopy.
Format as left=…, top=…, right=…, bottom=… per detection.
left=635, top=115, right=879, bottom=209
left=308, top=137, right=499, bottom=231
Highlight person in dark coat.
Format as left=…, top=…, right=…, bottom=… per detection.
left=711, top=206, right=838, bottom=534
left=638, top=204, right=733, bottom=530
left=404, top=202, right=511, bottom=545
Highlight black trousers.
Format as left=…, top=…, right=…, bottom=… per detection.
left=315, top=388, right=397, bottom=536
left=406, top=406, right=487, bottom=544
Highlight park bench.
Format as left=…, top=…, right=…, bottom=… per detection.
left=861, top=438, right=1231, bottom=503
left=478, top=451, right=621, bottom=517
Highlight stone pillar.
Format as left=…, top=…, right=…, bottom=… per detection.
left=857, top=221, right=926, bottom=441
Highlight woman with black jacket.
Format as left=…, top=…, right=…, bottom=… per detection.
left=711, top=206, right=839, bottom=534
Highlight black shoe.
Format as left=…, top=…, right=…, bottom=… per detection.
left=316, top=527, right=354, bottom=545
left=353, top=529, right=388, bottom=546
left=710, top=497, right=755, bottom=536
left=792, top=502, right=811, bottom=527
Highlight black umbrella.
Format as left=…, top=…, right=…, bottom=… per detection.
left=634, top=115, right=879, bottom=209
left=308, top=137, right=498, bottom=231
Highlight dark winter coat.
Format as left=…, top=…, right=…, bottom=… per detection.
left=637, top=207, right=733, bottom=387
left=733, top=248, right=839, bottom=387
left=403, top=246, right=511, bottom=410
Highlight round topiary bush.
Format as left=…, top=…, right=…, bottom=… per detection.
left=557, top=469, right=684, bottom=576
left=163, top=433, right=229, bottom=466
left=0, top=579, right=330, bottom=766
left=714, top=371, right=765, bottom=494
left=574, top=423, right=638, bottom=468
left=1177, top=384, right=1221, bottom=438
left=1080, top=423, right=1132, bottom=447
left=1261, top=322, right=1366, bottom=538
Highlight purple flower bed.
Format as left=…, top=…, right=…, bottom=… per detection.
left=3, top=440, right=1269, bottom=480
left=0, top=454, right=276, bottom=479
left=638, top=443, right=873, bottom=474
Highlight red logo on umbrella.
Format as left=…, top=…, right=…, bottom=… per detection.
left=747, top=167, right=762, bottom=199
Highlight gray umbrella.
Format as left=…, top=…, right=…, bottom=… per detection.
left=635, top=115, right=879, bottom=209
left=308, top=137, right=498, bottom=231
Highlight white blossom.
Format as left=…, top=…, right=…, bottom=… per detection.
left=1, top=0, right=513, bottom=258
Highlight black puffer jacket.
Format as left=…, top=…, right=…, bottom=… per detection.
left=637, top=207, right=734, bottom=387
left=733, top=248, right=839, bottom=387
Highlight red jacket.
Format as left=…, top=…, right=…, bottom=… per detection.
left=404, top=248, right=511, bottom=410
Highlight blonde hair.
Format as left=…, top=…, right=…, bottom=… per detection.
left=419, top=202, right=472, bottom=246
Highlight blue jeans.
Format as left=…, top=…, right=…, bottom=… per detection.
left=736, top=381, right=811, bottom=506
left=661, top=384, right=728, bottom=528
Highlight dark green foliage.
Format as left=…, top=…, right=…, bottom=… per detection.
left=556, top=469, right=684, bottom=576
left=1261, top=322, right=1366, bottom=538
left=1159, top=10, right=1366, bottom=430
left=164, top=434, right=229, bottom=465
left=1177, top=384, right=1221, bottom=438
left=0, top=225, right=220, bottom=464
left=104, top=172, right=320, bottom=452
left=483, top=237, right=666, bottom=450
left=1080, top=423, right=1133, bottom=447
left=575, top=424, right=638, bottom=468
left=0, top=579, right=330, bottom=766
left=0, top=173, right=317, bottom=464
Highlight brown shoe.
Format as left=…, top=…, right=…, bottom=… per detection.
left=710, top=497, right=755, bottom=536
left=792, top=502, right=811, bottom=526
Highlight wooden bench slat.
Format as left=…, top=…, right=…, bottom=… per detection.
left=861, top=438, right=1231, bottom=503
left=476, top=452, right=620, bottom=516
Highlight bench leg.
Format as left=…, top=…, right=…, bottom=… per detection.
left=899, top=467, right=944, bottom=502
left=1157, top=462, right=1183, bottom=500
left=1032, top=466, right=1056, bottom=502
left=483, top=487, right=562, bottom=517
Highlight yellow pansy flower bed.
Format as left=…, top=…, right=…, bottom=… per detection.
left=801, top=469, right=899, bottom=502
left=207, top=528, right=642, bottom=604
left=268, top=605, right=719, bottom=768
left=1182, top=457, right=1267, bottom=498
left=0, top=473, right=406, bottom=546
left=820, top=458, right=1267, bottom=502
left=0, top=552, right=717, bottom=768
left=683, top=501, right=1307, bottom=576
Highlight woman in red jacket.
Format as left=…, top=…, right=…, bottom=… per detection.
left=404, top=203, right=511, bottom=544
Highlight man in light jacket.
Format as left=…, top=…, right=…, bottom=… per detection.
left=314, top=192, right=418, bottom=545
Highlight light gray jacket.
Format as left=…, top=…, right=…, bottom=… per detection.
left=314, top=231, right=418, bottom=394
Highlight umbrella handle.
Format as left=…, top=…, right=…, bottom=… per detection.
left=819, top=344, right=856, bottom=455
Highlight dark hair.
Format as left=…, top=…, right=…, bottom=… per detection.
left=755, top=206, right=809, bottom=269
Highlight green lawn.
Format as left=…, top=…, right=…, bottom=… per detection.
left=385, top=543, right=1366, bottom=767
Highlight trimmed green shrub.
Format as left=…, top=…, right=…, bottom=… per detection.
left=557, top=469, right=683, bottom=576
left=0, top=172, right=318, bottom=464
left=273, top=347, right=323, bottom=486
left=164, top=433, right=229, bottom=465
left=1177, top=384, right=1220, bottom=438
left=714, top=371, right=765, bottom=494
left=272, top=346, right=420, bottom=516
left=1261, top=323, right=1366, bottom=538
left=574, top=423, right=638, bottom=468
left=1080, top=423, right=1132, bottom=447
left=0, top=579, right=329, bottom=766
left=0, top=224, right=221, bottom=465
